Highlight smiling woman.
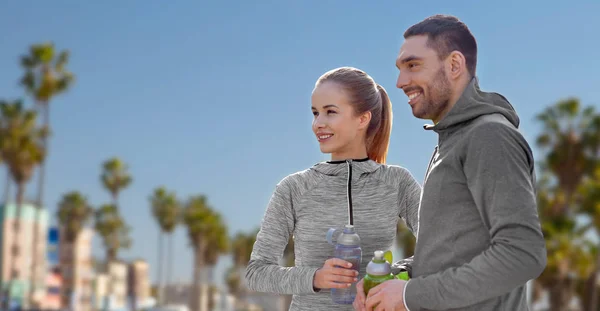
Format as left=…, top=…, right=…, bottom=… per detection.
left=311, top=67, right=392, bottom=164
left=244, top=66, right=423, bottom=311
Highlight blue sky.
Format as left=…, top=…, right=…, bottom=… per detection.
left=0, top=1, right=599, bottom=288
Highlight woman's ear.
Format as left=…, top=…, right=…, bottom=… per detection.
left=358, top=111, right=372, bottom=130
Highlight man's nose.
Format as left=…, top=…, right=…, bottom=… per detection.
left=396, top=71, right=410, bottom=90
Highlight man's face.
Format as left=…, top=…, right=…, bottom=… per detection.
left=396, top=35, right=453, bottom=122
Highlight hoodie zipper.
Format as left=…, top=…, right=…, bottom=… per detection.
left=346, top=159, right=354, bottom=226
left=416, top=146, right=439, bottom=240
left=423, top=146, right=439, bottom=185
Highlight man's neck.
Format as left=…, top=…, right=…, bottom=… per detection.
left=432, top=76, right=471, bottom=124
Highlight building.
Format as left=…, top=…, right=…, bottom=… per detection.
left=107, top=260, right=129, bottom=309
left=59, top=227, right=94, bottom=311
left=92, top=273, right=110, bottom=310
left=43, top=267, right=62, bottom=310
left=0, top=202, right=49, bottom=309
left=128, top=259, right=150, bottom=307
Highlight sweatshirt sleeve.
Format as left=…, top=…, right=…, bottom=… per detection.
left=404, top=122, right=547, bottom=311
left=397, top=167, right=422, bottom=235
left=245, top=177, right=320, bottom=295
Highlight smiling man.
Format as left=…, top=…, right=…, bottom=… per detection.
left=353, top=15, right=547, bottom=311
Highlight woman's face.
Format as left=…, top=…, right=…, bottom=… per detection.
left=311, top=82, right=370, bottom=160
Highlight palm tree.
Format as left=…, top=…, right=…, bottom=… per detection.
left=535, top=177, right=594, bottom=311
left=101, top=157, right=132, bottom=207
left=578, top=166, right=600, bottom=310
left=56, top=191, right=94, bottom=308
left=19, top=42, right=74, bottom=206
left=534, top=98, right=599, bottom=310
left=1, top=154, right=11, bottom=205
left=94, top=204, right=131, bottom=262
left=204, top=220, right=229, bottom=310
left=225, top=266, right=242, bottom=296
left=20, top=44, right=74, bottom=307
left=577, top=110, right=600, bottom=310
left=149, top=187, right=180, bottom=305
left=535, top=98, right=596, bottom=215
left=227, top=229, right=258, bottom=309
left=182, top=195, right=224, bottom=311
left=0, top=99, right=45, bottom=308
left=231, top=230, right=258, bottom=268
left=57, top=191, right=94, bottom=244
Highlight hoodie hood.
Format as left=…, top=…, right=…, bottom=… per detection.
left=424, top=77, right=519, bottom=133
left=311, top=158, right=381, bottom=180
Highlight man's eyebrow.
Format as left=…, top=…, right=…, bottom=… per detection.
left=399, top=55, right=422, bottom=64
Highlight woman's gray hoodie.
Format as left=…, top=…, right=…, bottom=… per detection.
left=245, top=158, right=421, bottom=311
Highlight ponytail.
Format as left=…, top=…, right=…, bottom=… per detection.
left=367, top=84, right=393, bottom=164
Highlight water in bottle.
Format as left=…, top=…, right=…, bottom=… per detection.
left=326, top=224, right=362, bottom=304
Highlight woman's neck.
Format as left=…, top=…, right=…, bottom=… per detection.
left=330, top=150, right=368, bottom=162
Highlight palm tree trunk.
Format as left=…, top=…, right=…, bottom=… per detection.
left=549, top=277, right=574, bottom=311
left=27, top=209, right=42, bottom=308
left=157, top=230, right=164, bottom=306
left=27, top=103, right=49, bottom=308
left=112, top=193, right=119, bottom=208
left=168, top=233, right=174, bottom=291
left=108, top=248, right=117, bottom=263
left=585, top=252, right=600, bottom=311
left=207, top=266, right=215, bottom=311
left=35, top=103, right=49, bottom=206
left=190, top=242, right=206, bottom=311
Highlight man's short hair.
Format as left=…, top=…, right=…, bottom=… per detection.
left=404, top=15, right=478, bottom=77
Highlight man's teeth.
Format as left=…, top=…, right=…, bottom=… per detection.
left=408, top=92, right=421, bottom=100
left=319, top=134, right=333, bottom=139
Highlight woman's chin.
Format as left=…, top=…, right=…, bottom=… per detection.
left=318, top=145, right=335, bottom=154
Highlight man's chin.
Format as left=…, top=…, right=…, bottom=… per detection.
left=410, top=105, right=429, bottom=120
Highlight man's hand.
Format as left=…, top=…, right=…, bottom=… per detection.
left=365, top=279, right=407, bottom=311
left=352, top=279, right=366, bottom=311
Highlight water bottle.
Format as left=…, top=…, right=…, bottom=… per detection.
left=363, top=250, right=395, bottom=296
left=326, top=224, right=362, bottom=304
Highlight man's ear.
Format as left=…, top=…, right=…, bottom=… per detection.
left=447, top=51, right=467, bottom=80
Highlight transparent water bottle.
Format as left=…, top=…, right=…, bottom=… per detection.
left=326, top=224, right=362, bottom=304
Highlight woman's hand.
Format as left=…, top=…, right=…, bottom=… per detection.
left=313, top=258, right=359, bottom=289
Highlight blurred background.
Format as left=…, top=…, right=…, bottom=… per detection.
left=0, top=1, right=599, bottom=311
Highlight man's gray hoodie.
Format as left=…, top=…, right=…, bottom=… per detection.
left=401, top=77, right=547, bottom=311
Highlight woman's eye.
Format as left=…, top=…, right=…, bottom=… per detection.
left=327, top=110, right=336, bottom=114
